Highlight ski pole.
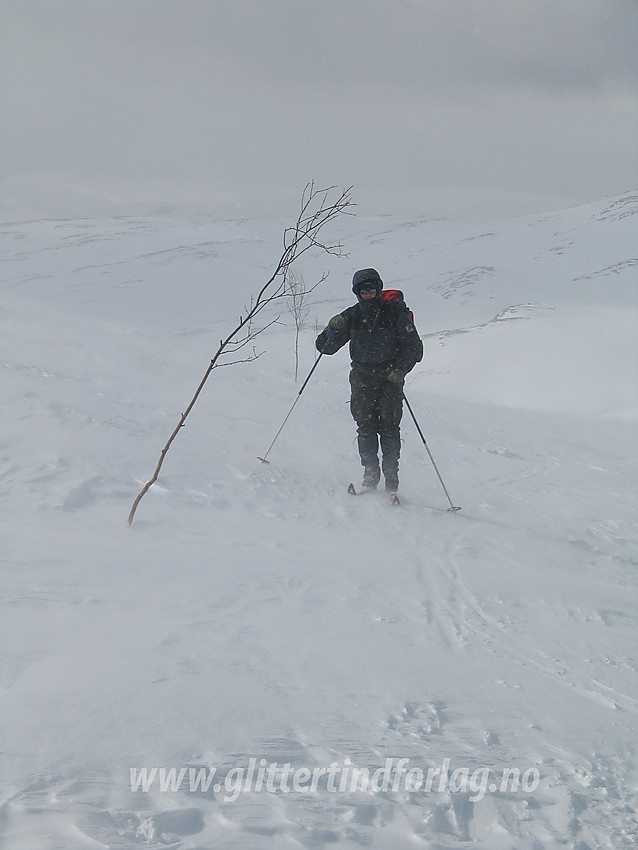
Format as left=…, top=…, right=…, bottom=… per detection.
left=402, top=392, right=461, bottom=512
left=258, top=331, right=334, bottom=464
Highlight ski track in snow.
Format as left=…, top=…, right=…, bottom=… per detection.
left=1, top=194, right=637, bottom=848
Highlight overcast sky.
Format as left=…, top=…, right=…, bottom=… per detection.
left=2, top=0, right=637, bottom=220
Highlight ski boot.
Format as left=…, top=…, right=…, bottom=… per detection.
left=362, top=465, right=380, bottom=490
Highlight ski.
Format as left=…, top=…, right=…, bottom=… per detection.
left=348, top=483, right=400, bottom=506
left=347, top=483, right=374, bottom=496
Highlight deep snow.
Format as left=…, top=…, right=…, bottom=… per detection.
left=1, top=193, right=637, bottom=848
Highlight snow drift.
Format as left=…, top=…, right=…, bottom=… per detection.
left=1, top=193, right=637, bottom=848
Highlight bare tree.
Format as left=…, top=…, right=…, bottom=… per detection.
left=287, top=269, right=315, bottom=381
left=127, top=182, right=353, bottom=526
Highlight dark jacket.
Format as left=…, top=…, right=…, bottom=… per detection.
left=316, top=296, right=423, bottom=378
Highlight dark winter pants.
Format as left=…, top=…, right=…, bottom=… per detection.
left=349, top=368, right=403, bottom=487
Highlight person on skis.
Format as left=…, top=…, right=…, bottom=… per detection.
left=315, top=268, right=423, bottom=494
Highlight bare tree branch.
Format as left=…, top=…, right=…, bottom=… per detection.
left=286, top=269, right=323, bottom=381
left=127, top=182, right=353, bottom=526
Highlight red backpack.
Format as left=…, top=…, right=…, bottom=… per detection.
left=381, top=289, right=415, bottom=323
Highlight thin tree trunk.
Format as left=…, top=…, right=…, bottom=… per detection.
left=127, top=183, right=352, bottom=526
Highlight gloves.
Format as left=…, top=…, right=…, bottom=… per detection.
left=328, top=314, right=348, bottom=332
left=386, top=368, right=405, bottom=384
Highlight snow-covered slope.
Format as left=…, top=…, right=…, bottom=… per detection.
left=1, top=194, right=637, bottom=848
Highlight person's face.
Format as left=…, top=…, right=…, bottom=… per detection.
left=359, top=286, right=377, bottom=300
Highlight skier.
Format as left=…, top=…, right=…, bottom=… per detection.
left=316, top=269, right=423, bottom=494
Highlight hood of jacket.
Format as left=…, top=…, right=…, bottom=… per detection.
left=352, top=268, right=383, bottom=303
